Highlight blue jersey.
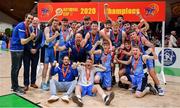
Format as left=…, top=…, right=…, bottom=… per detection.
left=59, top=28, right=70, bottom=46
left=132, top=37, right=146, bottom=54
left=131, top=56, right=144, bottom=76
left=42, top=26, right=58, bottom=48
left=59, top=28, right=70, bottom=54
left=51, top=64, right=78, bottom=82
left=65, top=39, right=92, bottom=62
left=83, top=26, right=91, bottom=38
left=138, top=32, right=153, bottom=56
left=101, top=53, right=112, bottom=72
left=110, top=30, right=122, bottom=48
left=10, top=22, right=27, bottom=51
left=89, top=32, right=101, bottom=64
left=89, top=32, right=101, bottom=45
left=132, top=37, right=155, bottom=69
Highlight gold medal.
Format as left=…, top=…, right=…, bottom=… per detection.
left=33, top=42, right=35, bottom=46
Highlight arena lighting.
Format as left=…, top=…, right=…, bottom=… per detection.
left=34, top=0, right=38, bottom=4
left=10, top=8, right=14, bottom=11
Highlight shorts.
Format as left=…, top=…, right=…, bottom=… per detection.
left=130, top=73, right=148, bottom=92
left=40, top=46, right=45, bottom=63
left=146, top=59, right=155, bottom=69
left=125, top=65, right=131, bottom=75
left=44, top=47, right=55, bottom=64
left=81, top=85, right=96, bottom=97
left=96, top=71, right=112, bottom=88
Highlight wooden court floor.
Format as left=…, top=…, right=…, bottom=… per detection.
left=0, top=51, right=180, bottom=108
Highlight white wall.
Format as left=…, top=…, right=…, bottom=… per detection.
left=0, top=11, right=18, bottom=32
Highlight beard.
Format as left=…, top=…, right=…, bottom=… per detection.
left=75, top=41, right=81, bottom=46
left=63, top=63, right=69, bottom=67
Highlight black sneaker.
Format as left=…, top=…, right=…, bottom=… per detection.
left=118, top=81, right=124, bottom=88
left=147, top=83, right=157, bottom=95
left=131, top=86, right=137, bottom=93
left=13, top=87, right=25, bottom=95
left=72, top=96, right=83, bottom=107
left=123, top=84, right=130, bottom=89
left=11, top=86, right=24, bottom=91
left=104, top=92, right=115, bottom=106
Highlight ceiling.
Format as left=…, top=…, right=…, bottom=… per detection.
left=0, top=0, right=91, bottom=22
left=0, top=0, right=35, bottom=21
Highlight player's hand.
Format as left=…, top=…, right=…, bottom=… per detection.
left=154, top=54, right=158, bottom=60
left=30, top=32, right=36, bottom=40
left=140, top=19, right=145, bottom=23
left=72, top=62, right=77, bottom=69
left=55, top=42, right=59, bottom=49
left=109, top=46, right=115, bottom=52
left=80, top=39, right=86, bottom=48
left=104, top=3, right=108, bottom=8
left=53, top=61, right=59, bottom=67
left=54, top=31, right=60, bottom=37
left=53, top=61, right=57, bottom=66
left=95, top=41, right=102, bottom=46
left=120, top=44, right=124, bottom=49
left=89, top=50, right=94, bottom=55
left=118, top=47, right=123, bottom=54
left=114, top=55, right=119, bottom=62
left=136, top=11, right=143, bottom=20
left=152, top=51, right=158, bottom=60
left=30, top=49, right=37, bottom=54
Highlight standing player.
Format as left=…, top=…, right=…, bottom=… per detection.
left=58, top=18, right=71, bottom=64
left=77, top=16, right=92, bottom=38
left=81, top=21, right=102, bottom=64
left=110, top=22, right=126, bottom=85
left=10, top=13, right=35, bottom=94
left=104, top=3, right=124, bottom=29
left=41, top=17, right=60, bottom=90
left=99, top=20, right=113, bottom=50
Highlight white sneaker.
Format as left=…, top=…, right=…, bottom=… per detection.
left=157, top=87, right=165, bottom=96
left=61, top=95, right=69, bottom=103
left=48, top=95, right=59, bottom=103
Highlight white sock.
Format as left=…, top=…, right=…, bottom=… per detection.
left=76, top=95, right=81, bottom=99
left=102, top=94, right=106, bottom=100
left=41, top=80, right=45, bottom=84
left=144, top=87, right=150, bottom=93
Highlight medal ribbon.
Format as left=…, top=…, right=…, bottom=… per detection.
left=62, top=65, right=69, bottom=78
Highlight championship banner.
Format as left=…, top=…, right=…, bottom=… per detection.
left=38, top=1, right=165, bottom=22
left=38, top=2, right=99, bottom=22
